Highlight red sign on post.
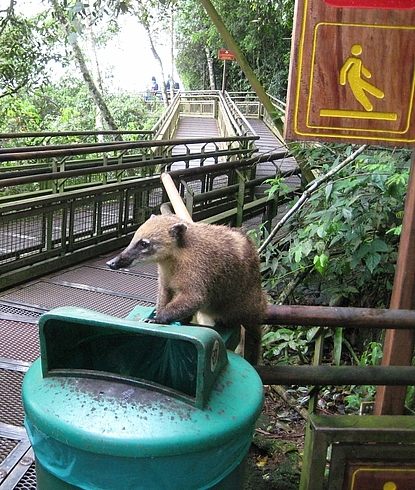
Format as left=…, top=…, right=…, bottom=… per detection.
left=284, top=0, right=415, bottom=145
left=218, top=49, right=235, bottom=61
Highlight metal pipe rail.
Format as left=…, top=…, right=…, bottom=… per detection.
left=256, top=365, right=415, bottom=387
left=1, top=153, right=282, bottom=289
left=258, top=304, right=415, bottom=386
left=0, top=130, right=153, bottom=139
left=265, top=304, right=415, bottom=329
left=0, top=139, right=140, bottom=154
left=0, top=136, right=255, bottom=163
left=151, top=92, right=181, bottom=140
left=166, top=149, right=288, bottom=180
left=0, top=146, right=256, bottom=188
left=0, top=90, right=291, bottom=290
left=221, top=91, right=257, bottom=137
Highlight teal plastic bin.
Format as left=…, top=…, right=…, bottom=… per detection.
left=22, top=306, right=264, bottom=490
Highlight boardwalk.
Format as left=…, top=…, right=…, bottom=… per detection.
left=248, top=119, right=299, bottom=183
left=0, top=110, right=297, bottom=489
left=171, top=116, right=220, bottom=170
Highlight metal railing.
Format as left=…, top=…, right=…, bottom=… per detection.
left=258, top=304, right=415, bottom=385
left=0, top=129, right=154, bottom=149
left=0, top=91, right=288, bottom=290
left=0, top=176, right=163, bottom=290
left=0, top=138, right=258, bottom=209
left=0, top=92, right=260, bottom=201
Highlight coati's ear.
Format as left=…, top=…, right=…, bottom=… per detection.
left=169, top=222, right=188, bottom=247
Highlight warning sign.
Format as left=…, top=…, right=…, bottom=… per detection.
left=324, top=0, right=415, bottom=8
left=284, top=0, right=415, bottom=145
left=218, top=49, right=235, bottom=61
left=345, top=463, right=415, bottom=489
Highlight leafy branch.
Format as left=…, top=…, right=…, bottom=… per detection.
left=258, top=144, right=367, bottom=255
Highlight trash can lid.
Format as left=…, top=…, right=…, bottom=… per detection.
left=22, top=307, right=264, bottom=458
left=23, top=354, right=264, bottom=458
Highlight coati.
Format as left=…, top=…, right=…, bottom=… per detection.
left=107, top=214, right=267, bottom=364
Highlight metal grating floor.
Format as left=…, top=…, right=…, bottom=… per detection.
left=0, top=369, right=26, bottom=427
left=0, top=321, right=39, bottom=364
left=50, top=266, right=158, bottom=301
left=0, top=254, right=159, bottom=489
left=2, top=280, right=154, bottom=318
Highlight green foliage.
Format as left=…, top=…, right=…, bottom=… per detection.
left=261, top=144, right=410, bottom=310
left=174, top=0, right=293, bottom=98
left=264, top=175, right=292, bottom=200
left=106, top=89, right=164, bottom=130
left=262, top=327, right=311, bottom=364
left=343, top=342, right=382, bottom=410
left=0, top=75, right=162, bottom=135
left=0, top=13, right=57, bottom=97
left=175, top=0, right=220, bottom=90
left=259, top=144, right=408, bottom=377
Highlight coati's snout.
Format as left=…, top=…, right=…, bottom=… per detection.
left=106, top=254, right=131, bottom=270
left=107, top=237, right=152, bottom=270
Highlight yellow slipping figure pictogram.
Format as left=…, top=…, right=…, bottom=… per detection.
left=340, top=44, right=384, bottom=111
left=319, top=43, right=397, bottom=121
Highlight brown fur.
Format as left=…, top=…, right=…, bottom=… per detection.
left=107, top=214, right=267, bottom=364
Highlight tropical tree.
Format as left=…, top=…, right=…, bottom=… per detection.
left=174, top=0, right=220, bottom=90
left=174, top=0, right=293, bottom=97
left=0, top=10, right=57, bottom=98
left=49, top=0, right=120, bottom=130
left=0, top=74, right=163, bottom=132
left=93, top=0, right=173, bottom=105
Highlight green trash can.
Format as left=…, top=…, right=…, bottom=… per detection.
left=22, top=306, right=264, bottom=490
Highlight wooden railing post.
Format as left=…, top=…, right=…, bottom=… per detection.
left=374, top=151, right=415, bottom=415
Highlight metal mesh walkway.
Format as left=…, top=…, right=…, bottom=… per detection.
left=0, top=254, right=158, bottom=489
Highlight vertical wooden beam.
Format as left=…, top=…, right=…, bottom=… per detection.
left=374, top=153, right=415, bottom=415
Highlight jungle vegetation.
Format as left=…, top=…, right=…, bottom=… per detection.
left=0, top=1, right=412, bottom=397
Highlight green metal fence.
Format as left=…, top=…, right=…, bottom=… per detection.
left=0, top=91, right=291, bottom=291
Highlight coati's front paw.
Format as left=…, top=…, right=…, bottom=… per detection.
left=154, top=310, right=185, bottom=325
left=141, top=318, right=157, bottom=324
left=154, top=313, right=170, bottom=324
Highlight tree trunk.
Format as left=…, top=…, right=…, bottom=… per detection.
left=169, top=5, right=175, bottom=101
left=49, top=0, right=119, bottom=132
left=205, top=47, right=216, bottom=90
left=143, top=22, right=168, bottom=107
left=85, top=8, right=105, bottom=137
left=71, top=41, right=119, bottom=131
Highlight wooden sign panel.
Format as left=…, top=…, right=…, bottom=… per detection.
left=218, top=49, right=235, bottom=61
left=284, top=0, right=415, bottom=145
left=345, top=462, right=415, bottom=489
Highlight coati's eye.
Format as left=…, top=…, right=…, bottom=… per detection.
left=137, top=238, right=150, bottom=249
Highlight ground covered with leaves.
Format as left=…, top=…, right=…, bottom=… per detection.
left=244, top=386, right=306, bottom=490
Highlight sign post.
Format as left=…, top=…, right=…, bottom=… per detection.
left=218, top=49, right=235, bottom=92
left=284, top=0, right=415, bottom=414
